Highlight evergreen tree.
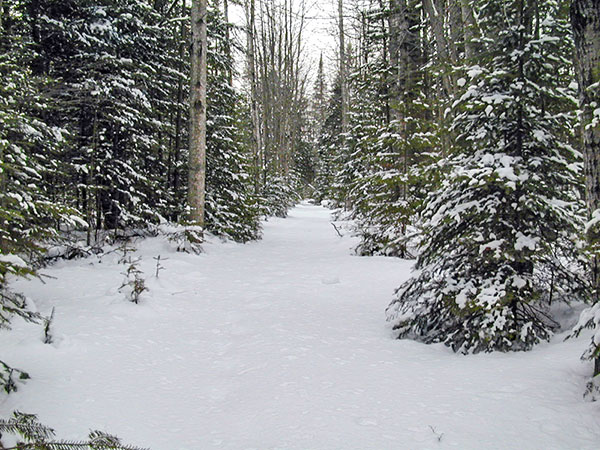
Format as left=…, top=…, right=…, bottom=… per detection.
left=330, top=1, right=437, bottom=257
left=0, top=1, right=80, bottom=394
left=0, top=411, right=147, bottom=450
left=313, top=75, right=343, bottom=203
left=32, top=0, right=175, bottom=235
left=0, top=2, right=84, bottom=282
left=204, top=2, right=260, bottom=241
left=386, top=0, right=586, bottom=353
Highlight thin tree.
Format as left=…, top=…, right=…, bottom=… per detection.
left=188, top=0, right=208, bottom=238
left=338, top=0, right=348, bottom=134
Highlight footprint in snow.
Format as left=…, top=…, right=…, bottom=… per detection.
left=321, top=276, right=340, bottom=285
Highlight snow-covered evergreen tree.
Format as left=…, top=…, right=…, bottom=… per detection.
left=330, top=2, right=437, bottom=257
left=313, top=75, right=343, bottom=204
left=204, top=3, right=260, bottom=241
left=0, top=4, right=83, bottom=281
left=33, top=0, right=173, bottom=233
left=386, top=0, right=587, bottom=353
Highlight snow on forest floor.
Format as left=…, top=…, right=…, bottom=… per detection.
left=2, top=202, right=600, bottom=449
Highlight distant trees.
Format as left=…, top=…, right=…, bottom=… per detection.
left=243, top=0, right=309, bottom=216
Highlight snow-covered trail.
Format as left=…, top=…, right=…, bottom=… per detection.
left=2, top=203, right=600, bottom=449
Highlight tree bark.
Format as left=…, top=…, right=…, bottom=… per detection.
left=571, top=0, right=600, bottom=377
left=246, top=0, right=262, bottom=193
left=448, top=0, right=463, bottom=63
left=423, top=0, right=453, bottom=96
left=460, top=0, right=478, bottom=60
left=187, top=0, right=207, bottom=233
left=423, top=0, right=449, bottom=61
left=388, top=0, right=403, bottom=124
left=338, top=0, right=348, bottom=134
left=224, top=0, right=233, bottom=86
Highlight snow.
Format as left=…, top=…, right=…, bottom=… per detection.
left=467, top=66, right=483, bottom=79
left=0, top=254, right=27, bottom=268
left=514, top=232, right=540, bottom=251
left=2, top=203, right=600, bottom=449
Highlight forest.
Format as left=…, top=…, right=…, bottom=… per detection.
left=1, top=0, right=600, bottom=448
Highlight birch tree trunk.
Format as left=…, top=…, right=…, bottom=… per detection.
left=423, top=0, right=453, bottom=96
left=423, top=0, right=449, bottom=62
left=338, top=0, right=348, bottom=134
left=388, top=0, right=404, bottom=124
left=571, top=0, right=600, bottom=377
left=246, top=0, right=262, bottom=193
left=187, top=0, right=207, bottom=234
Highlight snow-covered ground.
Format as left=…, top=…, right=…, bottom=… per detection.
left=2, top=203, right=600, bottom=449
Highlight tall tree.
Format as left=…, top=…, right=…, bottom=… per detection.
left=251, top=0, right=307, bottom=216
left=338, top=0, right=348, bottom=134
left=188, top=0, right=208, bottom=236
left=245, top=0, right=262, bottom=193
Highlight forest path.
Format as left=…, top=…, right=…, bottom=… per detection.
left=3, top=202, right=600, bottom=449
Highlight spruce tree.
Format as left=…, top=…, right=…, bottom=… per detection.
left=334, top=1, right=436, bottom=257
left=204, top=2, right=260, bottom=241
left=32, top=0, right=176, bottom=234
left=313, top=75, right=343, bottom=203
left=386, top=0, right=586, bottom=353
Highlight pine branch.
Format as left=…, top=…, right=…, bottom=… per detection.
left=0, top=413, right=148, bottom=450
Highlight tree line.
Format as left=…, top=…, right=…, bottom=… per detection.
left=308, top=0, right=600, bottom=389
left=1, top=0, right=600, bottom=410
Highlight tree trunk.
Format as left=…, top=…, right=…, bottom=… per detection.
left=246, top=0, right=262, bottom=193
left=224, top=0, right=233, bottom=86
left=423, top=0, right=453, bottom=96
left=187, top=0, right=207, bottom=234
left=448, top=0, right=463, bottom=63
left=460, top=0, right=478, bottom=60
left=571, top=0, right=600, bottom=377
left=423, top=0, right=449, bottom=61
left=388, top=0, right=402, bottom=124
left=338, top=0, right=348, bottom=134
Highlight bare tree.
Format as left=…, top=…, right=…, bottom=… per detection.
left=187, top=0, right=208, bottom=235
left=423, top=0, right=453, bottom=95
left=245, top=0, right=264, bottom=192
left=338, top=0, right=348, bottom=134
left=253, top=0, right=308, bottom=179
